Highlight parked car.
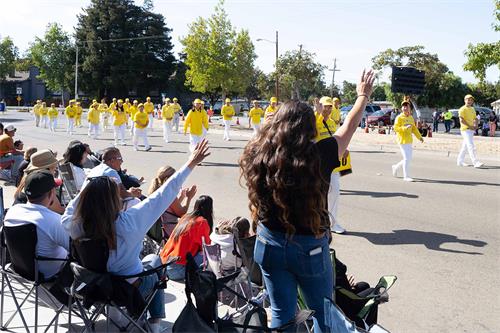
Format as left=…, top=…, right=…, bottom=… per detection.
left=451, top=106, right=494, bottom=129
left=367, top=109, right=393, bottom=127
left=339, top=104, right=381, bottom=126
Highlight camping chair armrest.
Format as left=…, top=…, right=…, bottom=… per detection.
left=117, top=256, right=180, bottom=279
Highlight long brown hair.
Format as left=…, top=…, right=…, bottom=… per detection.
left=75, top=176, right=122, bottom=249
left=170, top=195, right=213, bottom=242
left=148, top=166, right=176, bottom=195
left=239, top=101, right=327, bottom=236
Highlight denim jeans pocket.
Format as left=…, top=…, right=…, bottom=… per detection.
left=296, top=243, right=327, bottom=277
left=254, top=236, right=284, bottom=271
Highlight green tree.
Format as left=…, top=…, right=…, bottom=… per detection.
left=341, top=81, right=357, bottom=104
left=75, top=0, right=175, bottom=98
left=182, top=0, right=256, bottom=106
left=463, top=0, right=500, bottom=82
left=0, top=37, right=18, bottom=81
left=466, top=81, right=500, bottom=106
left=29, top=24, right=74, bottom=104
left=273, top=48, right=325, bottom=100
left=371, top=85, right=387, bottom=101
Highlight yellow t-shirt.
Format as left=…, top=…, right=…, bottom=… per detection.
left=170, top=103, right=182, bottom=114
left=108, top=102, right=117, bottom=113
left=458, top=105, right=476, bottom=131
left=394, top=113, right=422, bottom=144
left=162, top=104, right=174, bottom=120
left=112, top=110, right=127, bottom=126
left=123, top=102, right=131, bottom=114
left=265, top=105, right=277, bottom=119
left=39, top=107, right=48, bottom=116
left=330, top=107, right=341, bottom=132
left=221, top=105, right=235, bottom=120
left=65, top=106, right=76, bottom=118
left=48, top=107, right=59, bottom=119
left=249, top=107, right=264, bottom=125
left=98, top=103, right=108, bottom=114
left=75, top=106, right=83, bottom=117
left=130, top=105, right=139, bottom=118
left=315, top=112, right=336, bottom=142
left=87, top=108, right=100, bottom=124
left=144, top=102, right=155, bottom=115
left=184, top=109, right=209, bottom=136
left=133, top=112, right=149, bottom=129
left=33, top=104, right=42, bottom=116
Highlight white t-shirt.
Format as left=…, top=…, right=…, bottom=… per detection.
left=4, top=203, right=69, bottom=278
left=70, top=163, right=90, bottom=191
left=81, top=163, right=122, bottom=190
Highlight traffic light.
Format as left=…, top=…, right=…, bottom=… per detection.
left=391, top=66, right=425, bottom=95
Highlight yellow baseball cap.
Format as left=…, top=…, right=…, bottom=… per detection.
left=138, top=103, right=144, bottom=108
left=173, top=97, right=178, bottom=101
left=146, top=97, right=151, bottom=101
left=201, top=100, right=205, bottom=105
left=112, top=98, right=117, bottom=101
left=118, top=99, right=123, bottom=103
left=464, top=94, right=474, bottom=100
left=332, top=97, right=340, bottom=103
left=320, top=96, right=333, bottom=106
left=225, top=98, right=231, bottom=103
left=193, top=98, right=203, bottom=104
left=401, top=100, right=411, bottom=107
left=270, top=97, right=278, bottom=103
left=133, top=100, right=138, bottom=104
left=125, top=98, right=130, bottom=102
left=165, top=98, right=171, bottom=102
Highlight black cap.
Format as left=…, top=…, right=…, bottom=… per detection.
left=25, top=170, right=56, bottom=199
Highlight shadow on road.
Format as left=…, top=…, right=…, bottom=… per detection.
left=341, top=189, right=418, bottom=198
left=479, top=166, right=500, bottom=170
left=345, top=229, right=487, bottom=255
left=350, top=150, right=395, bottom=154
left=201, top=161, right=239, bottom=168
left=414, top=178, right=500, bottom=187
left=209, top=146, right=243, bottom=150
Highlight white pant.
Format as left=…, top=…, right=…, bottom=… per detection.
left=67, top=118, right=75, bottom=134
left=88, top=123, right=100, bottom=139
left=148, top=114, right=154, bottom=129
left=49, top=118, right=57, bottom=132
left=252, top=123, right=260, bottom=135
left=133, top=128, right=150, bottom=149
left=394, top=144, right=413, bottom=178
left=173, top=113, right=180, bottom=132
left=327, top=172, right=341, bottom=230
left=223, top=119, right=232, bottom=140
left=35, top=114, right=41, bottom=127
left=457, top=130, right=479, bottom=164
left=41, top=116, right=49, bottom=128
left=102, top=114, right=109, bottom=129
left=114, top=125, right=126, bottom=144
left=163, top=120, right=172, bottom=142
left=189, top=134, right=202, bottom=152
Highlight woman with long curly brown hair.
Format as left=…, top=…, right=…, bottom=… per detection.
left=240, top=70, right=374, bottom=330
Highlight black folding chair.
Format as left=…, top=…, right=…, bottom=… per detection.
left=69, top=238, right=177, bottom=333
left=232, top=227, right=264, bottom=292
left=0, top=224, right=70, bottom=333
left=58, top=163, right=79, bottom=205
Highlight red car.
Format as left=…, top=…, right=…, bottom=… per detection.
left=367, top=109, right=392, bottom=127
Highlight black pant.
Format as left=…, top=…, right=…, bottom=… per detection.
left=433, top=120, right=439, bottom=132
left=444, top=120, right=451, bottom=132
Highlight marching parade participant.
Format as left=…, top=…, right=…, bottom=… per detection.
left=129, top=99, right=139, bottom=135
left=331, top=97, right=341, bottom=130
left=112, top=99, right=127, bottom=146
left=171, top=97, right=182, bottom=132
left=162, top=98, right=174, bottom=143
left=98, top=98, right=109, bottom=130
left=392, top=98, right=424, bottom=182
left=133, top=103, right=151, bottom=151
left=144, top=96, right=155, bottom=130
left=184, top=99, right=209, bottom=152
left=48, top=103, right=59, bottom=132
left=65, top=99, right=76, bottom=135
left=124, top=97, right=132, bottom=128
left=40, top=101, right=49, bottom=129
left=221, top=98, right=235, bottom=141
left=457, top=94, right=484, bottom=168
left=33, top=100, right=42, bottom=127
left=264, top=96, right=278, bottom=121
left=248, top=100, right=264, bottom=135
left=87, top=102, right=100, bottom=139
left=75, top=101, right=83, bottom=127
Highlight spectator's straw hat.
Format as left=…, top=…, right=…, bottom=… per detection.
left=25, top=149, right=60, bottom=173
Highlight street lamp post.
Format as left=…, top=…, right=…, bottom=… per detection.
left=257, top=30, right=279, bottom=101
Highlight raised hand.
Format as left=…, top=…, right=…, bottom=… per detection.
left=356, top=69, right=376, bottom=98
left=187, top=139, right=210, bottom=169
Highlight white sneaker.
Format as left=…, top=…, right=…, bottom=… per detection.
left=473, top=161, right=484, bottom=168
left=457, top=161, right=470, bottom=167
left=332, top=223, right=346, bottom=234
left=391, top=165, right=398, bottom=177
left=403, top=177, right=414, bottom=182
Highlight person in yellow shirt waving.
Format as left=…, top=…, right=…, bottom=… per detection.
left=171, top=97, right=183, bottom=132
left=48, top=103, right=59, bottom=132
left=248, top=100, right=264, bottom=135
left=133, top=103, right=151, bottom=151
left=330, top=97, right=341, bottom=132
left=144, top=97, right=155, bottom=130
left=40, top=101, right=49, bottom=129
left=65, top=100, right=77, bottom=135
left=87, top=102, right=101, bottom=139
left=33, top=100, right=42, bottom=127
left=457, top=94, right=484, bottom=168
left=112, top=99, right=127, bottom=146
left=98, top=99, right=109, bottom=130
left=265, top=97, right=278, bottom=122
left=75, top=102, right=83, bottom=127
left=391, top=99, right=424, bottom=182
left=162, top=98, right=174, bottom=143
left=221, top=98, right=235, bottom=141
left=184, top=99, right=209, bottom=152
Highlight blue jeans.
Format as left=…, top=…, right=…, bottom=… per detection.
left=138, top=255, right=165, bottom=319
left=254, top=224, right=333, bottom=331
left=0, top=154, right=24, bottom=179
left=166, top=252, right=203, bottom=281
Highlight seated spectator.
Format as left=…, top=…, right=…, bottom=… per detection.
left=148, top=165, right=197, bottom=237
left=62, top=142, right=89, bottom=190
left=211, top=217, right=250, bottom=272
left=14, top=149, right=64, bottom=214
left=160, top=195, right=214, bottom=281
left=82, top=143, right=101, bottom=169
left=119, top=168, right=145, bottom=190
left=14, top=140, right=24, bottom=151
left=0, top=124, right=25, bottom=181
left=15, top=147, right=38, bottom=186
left=82, top=147, right=142, bottom=199
left=4, top=170, right=69, bottom=278
left=62, top=139, right=209, bottom=333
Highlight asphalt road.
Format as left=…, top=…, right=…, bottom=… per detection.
left=1, top=111, right=499, bottom=332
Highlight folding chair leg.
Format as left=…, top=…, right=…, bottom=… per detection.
left=35, top=285, right=39, bottom=333
left=4, top=277, right=31, bottom=332
left=0, top=273, right=5, bottom=328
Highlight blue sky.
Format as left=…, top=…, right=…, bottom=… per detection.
left=1, top=0, right=498, bottom=85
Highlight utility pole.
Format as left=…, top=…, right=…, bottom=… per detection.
left=329, top=58, right=341, bottom=97
left=275, top=30, right=279, bottom=101
left=74, top=43, right=79, bottom=103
